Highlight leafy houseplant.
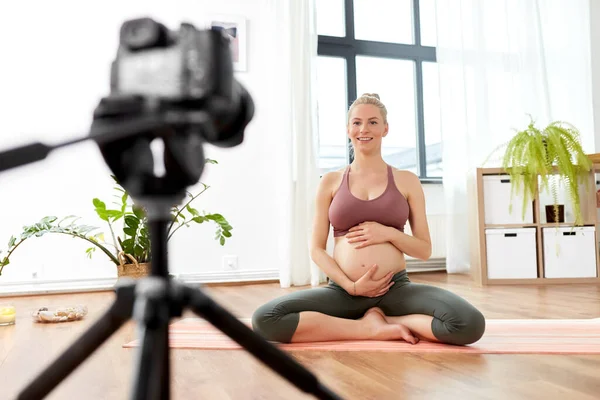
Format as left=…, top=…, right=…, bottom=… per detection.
left=0, top=159, right=232, bottom=277
left=489, top=117, right=592, bottom=226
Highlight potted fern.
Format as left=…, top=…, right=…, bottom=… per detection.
left=490, top=117, right=592, bottom=226
left=0, top=159, right=232, bottom=278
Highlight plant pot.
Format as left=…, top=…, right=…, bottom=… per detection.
left=117, top=251, right=150, bottom=279
left=545, top=204, right=565, bottom=223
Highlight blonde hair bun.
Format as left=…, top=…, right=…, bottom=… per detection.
left=347, top=93, right=387, bottom=123
left=361, top=93, right=380, bottom=100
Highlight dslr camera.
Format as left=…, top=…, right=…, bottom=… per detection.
left=92, top=17, right=254, bottom=195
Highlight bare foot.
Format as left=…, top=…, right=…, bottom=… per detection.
left=364, top=307, right=387, bottom=320
left=361, top=308, right=419, bottom=344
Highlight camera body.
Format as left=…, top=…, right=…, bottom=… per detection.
left=98, top=17, right=253, bottom=149
left=91, top=18, right=254, bottom=196
left=111, top=18, right=234, bottom=101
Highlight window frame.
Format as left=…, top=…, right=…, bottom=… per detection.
left=317, top=0, right=441, bottom=183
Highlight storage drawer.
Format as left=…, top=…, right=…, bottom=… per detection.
left=483, top=175, right=534, bottom=224
left=543, top=227, right=597, bottom=278
left=485, top=228, right=538, bottom=279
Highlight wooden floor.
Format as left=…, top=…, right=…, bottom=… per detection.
left=1, top=271, right=600, bottom=400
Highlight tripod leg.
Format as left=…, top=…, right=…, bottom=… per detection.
left=18, top=282, right=136, bottom=400
left=160, top=323, right=170, bottom=400
left=130, top=320, right=170, bottom=400
left=159, top=322, right=170, bottom=400
left=183, top=286, right=343, bottom=400
left=129, top=277, right=173, bottom=400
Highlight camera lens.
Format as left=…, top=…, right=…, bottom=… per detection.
left=120, top=18, right=169, bottom=51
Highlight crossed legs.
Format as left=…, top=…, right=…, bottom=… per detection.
left=375, top=279, right=486, bottom=345
left=252, top=272, right=486, bottom=346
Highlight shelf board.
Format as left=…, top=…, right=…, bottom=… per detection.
left=484, top=223, right=537, bottom=228
left=539, top=223, right=596, bottom=228
left=484, top=223, right=596, bottom=228
left=480, top=163, right=600, bottom=174
left=480, top=168, right=507, bottom=175
left=484, top=276, right=600, bottom=285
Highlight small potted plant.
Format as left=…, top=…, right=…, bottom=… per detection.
left=0, top=159, right=232, bottom=279
left=487, top=117, right=592, bottom=225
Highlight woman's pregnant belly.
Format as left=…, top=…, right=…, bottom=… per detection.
left=333, top=236, right=406, bottom=283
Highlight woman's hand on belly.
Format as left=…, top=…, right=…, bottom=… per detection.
left=345, top=221, right=393, bottom=249
left=333, top=238, right=406, bottom=282
left=354, top=265, right=396, bottom=298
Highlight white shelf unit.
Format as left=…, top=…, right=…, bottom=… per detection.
left=469, top=166, right=600, bottom=285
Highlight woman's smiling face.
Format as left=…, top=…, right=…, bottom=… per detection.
left=347, top=104, right=389, bottom=153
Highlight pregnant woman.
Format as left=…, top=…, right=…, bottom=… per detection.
left=252, top=93, right=486, bottom=346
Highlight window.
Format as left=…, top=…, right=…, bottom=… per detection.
left=316, top=0, right=441, bottom=181
left=356, top=56, right=417, bottom=173
left=316, top=57, right=348, bottom=172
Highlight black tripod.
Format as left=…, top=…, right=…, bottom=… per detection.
left=0, top=17, right=343, bottom=400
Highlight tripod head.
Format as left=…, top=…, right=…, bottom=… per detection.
left=0, top=17, right=254, bottom=201
left=91, top=17, right=254, bottom=199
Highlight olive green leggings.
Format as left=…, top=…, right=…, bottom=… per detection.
left=252, top=270, right=486, bottom=345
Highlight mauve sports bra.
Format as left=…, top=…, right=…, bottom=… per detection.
left=328, top=164, right=410, bottom=237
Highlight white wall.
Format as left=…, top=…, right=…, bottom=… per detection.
left=0, top=0, right=288, bottom=286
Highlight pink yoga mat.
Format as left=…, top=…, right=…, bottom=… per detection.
left=122, top=317, right=600, bottom=354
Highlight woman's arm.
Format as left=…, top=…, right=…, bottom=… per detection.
left=387, top=172, right=432, bottom=260
left=387, top=229, right=431, bottom=261
left=309, top=172, right=355, bottom=292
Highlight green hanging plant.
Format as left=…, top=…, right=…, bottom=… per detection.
left=486, top=116, right=592, bottom=225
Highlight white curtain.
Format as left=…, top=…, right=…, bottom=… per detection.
left=434, top=0, right=594, bottom=273
left=269, top=0, right=326, bottom=287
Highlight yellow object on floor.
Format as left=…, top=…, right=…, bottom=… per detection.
left=0, top=305, right=16, bottom=325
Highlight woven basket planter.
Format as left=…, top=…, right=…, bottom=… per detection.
left=117, top=251, right=150, bottom=279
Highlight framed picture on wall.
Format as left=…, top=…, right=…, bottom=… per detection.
left=209, top=15, right=247, bottom=72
